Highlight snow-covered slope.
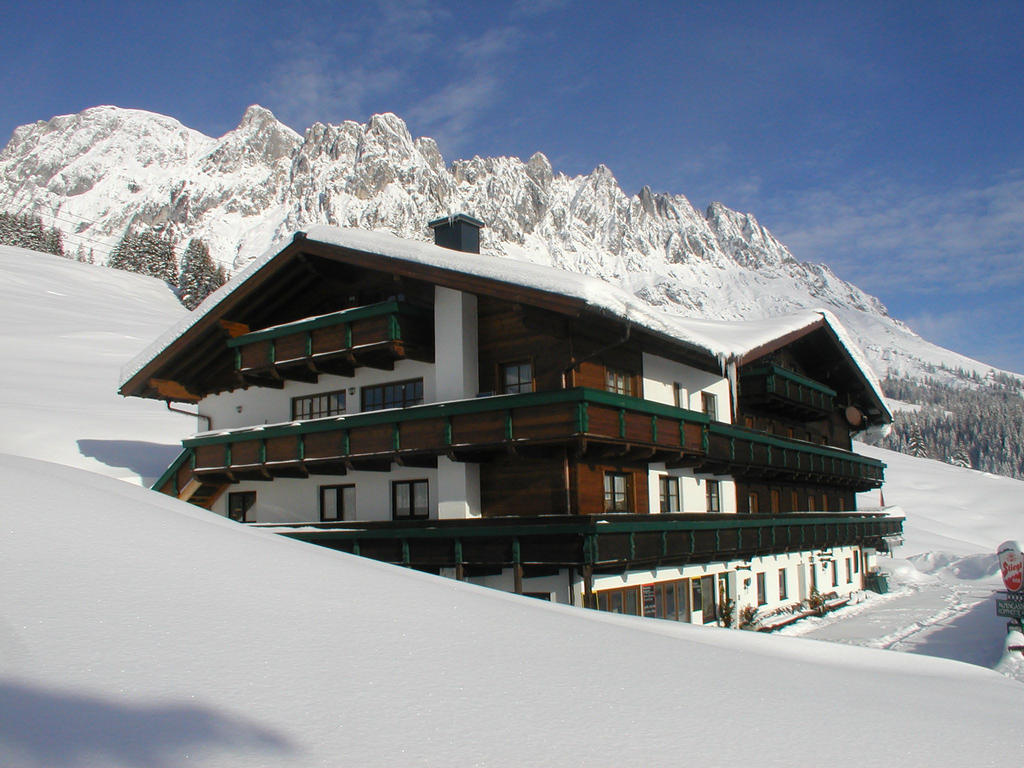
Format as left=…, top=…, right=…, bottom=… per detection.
left=0, top=246, right=187, bottom=483
left=1, top=106, right=1008, bottom=383
left=858, top=442, right=1024, bottom=559
left=2, top=451, right=1021, bottom=768
left=1, top=246, right=1023, bottom=765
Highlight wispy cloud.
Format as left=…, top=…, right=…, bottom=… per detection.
left=766, top=171, right=1024, bottom=297
left=261, top=2, right=529, bottom=158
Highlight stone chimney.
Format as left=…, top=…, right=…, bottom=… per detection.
left=428, top=213, right=484, bottom=254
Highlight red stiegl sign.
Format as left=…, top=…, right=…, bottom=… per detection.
left=997, top=541, right=1024, bottom=592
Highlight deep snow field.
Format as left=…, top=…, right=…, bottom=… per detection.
left=1, top=247, right=1022, bottom=766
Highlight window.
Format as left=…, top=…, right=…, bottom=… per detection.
left=292, top=389, right=346, bottom=420
left=659, top=475, right=680, bottom=513
left=820, top=494, right=829, bottom=512
left=673, top=382, right=686, bottom=408
left=705, top=479, right=720, bottom=513
left=831, top=560, right=839, bottom=588
left=691, top=578, right=704, bottom=613
left=362, top=378, right=423, bottom=411
left=605, top=368, right=635, bottom=396
left=770, top=489, right=781, bottom=514
left=853, top=552, right=860, bottom=574
left=604, top=472, right=632, bottom=513
left=392, top=479, right=429, bottom=519
left=227, top=491, right=256, bottom=522
left=701, top=392, right=718, bottom=420
left=778, top=568, right=788, bottom=600
left=747, top=491, right=759, bottom=514
left=756, top=572, right=767, bottom=606
left=807, top=494, right=816, bottom=512
left=500, top=362, right=533, bottom=394
left=320, top=484, right=355, bottom=521
left=845, top=557, right=853, bottom=583
left=790, top=490, right=799, bottom=512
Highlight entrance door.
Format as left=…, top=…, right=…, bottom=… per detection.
left=701, top=575, right=717, bottom=624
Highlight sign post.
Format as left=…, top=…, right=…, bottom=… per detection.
left=996, top=541, right=1024, bottom=644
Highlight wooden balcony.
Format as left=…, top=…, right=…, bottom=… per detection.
left=226, top=301, right=433, bottom=387
left=262, top=511, right=905, bottom=580
left=181, top=388, right=709, bottom=483
left=739, top=364, right=837, bottom=420
left=700, top=421, right=884, bottom=489
left=156, top=388, right=885, bottom=496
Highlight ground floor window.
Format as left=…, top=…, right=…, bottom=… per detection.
left=227, top=491, right=256, bottom=522
left=756, top=572, right=767, bottom=605
left=659, top=475, right=680, bottom=513
left=831, top=560, right=839, bottom=587
left=604, top=472, right=632, bottom=513
left=705, top=479, right=720, bottom=513
left=778, top=568, right=788, bottom=600
left=854, top=552, right=861, bottom=574
left=392, top=479, right=429, bottom=519
left=320, top=484, right=355, bottom=521
left=595, top=578, right=694, bottom=622
left=845, top=557, right=853, bottom=583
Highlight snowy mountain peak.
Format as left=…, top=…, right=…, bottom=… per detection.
left=0, top=105, right=1013, bottom=382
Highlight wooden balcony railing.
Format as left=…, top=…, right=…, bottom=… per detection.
left=703, top=421, right=884, bottom=488
left=165, top=388, right=884, bottom=493
left=226, top=301, right=433, bottom=386
left=262, top=511, right=905, bottom=577
left=739, top=364, right=837, bottom=420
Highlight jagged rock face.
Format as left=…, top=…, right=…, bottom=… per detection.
left=0, top=105, right=1002, bottom=381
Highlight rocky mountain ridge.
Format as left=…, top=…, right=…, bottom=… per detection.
left=0, top=104, right=1007, bottom=382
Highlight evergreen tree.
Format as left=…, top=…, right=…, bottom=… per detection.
left=0, top=211, right=65, bottom=256
left=178, top=238, right=225, bottom=309
left=107, top=230, right=141, bottom=272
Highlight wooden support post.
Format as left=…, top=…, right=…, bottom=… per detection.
left=512, top=538, right=523, bottom=594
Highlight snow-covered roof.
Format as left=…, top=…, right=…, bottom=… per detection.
left=120, top=225, right=890, bottom=419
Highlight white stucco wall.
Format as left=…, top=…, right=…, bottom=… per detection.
left=589, top=545, right=866, bottom=622
left=198, top=359, right=437, bottom=432
left=213, top=465, right=438, bottom=523
left=641, top=352, right=732, bottom=423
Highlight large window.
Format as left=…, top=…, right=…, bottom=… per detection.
left=227, top=491, right=256, bottom=522
left=362, top=378, right=424, bottom=411
left=292, top=389, right=346, bottom=420
left=605, top=368, right=635, bottom=396
left=659, top=475, right=680, bottom=513
left=705, top=479, right=721, bottom=513
left=500, top=362, right=534, bottom=394
left=320, top=484, right=355, bottom=521
left=392, top=479, right=429, bottom=520
left=701, top=392, right=718, bottom=420
left=603, top=472, right=632, bottom=513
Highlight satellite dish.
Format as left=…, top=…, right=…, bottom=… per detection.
left=844, top=406, right=864, bottom=427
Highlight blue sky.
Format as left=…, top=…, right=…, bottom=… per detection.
left=2, top=0, right=1022, bottom=373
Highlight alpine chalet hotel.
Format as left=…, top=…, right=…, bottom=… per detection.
left=121, top=215, right=902, bottom=626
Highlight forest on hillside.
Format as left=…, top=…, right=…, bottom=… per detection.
left=879, top=372, right=1024, bottom=480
